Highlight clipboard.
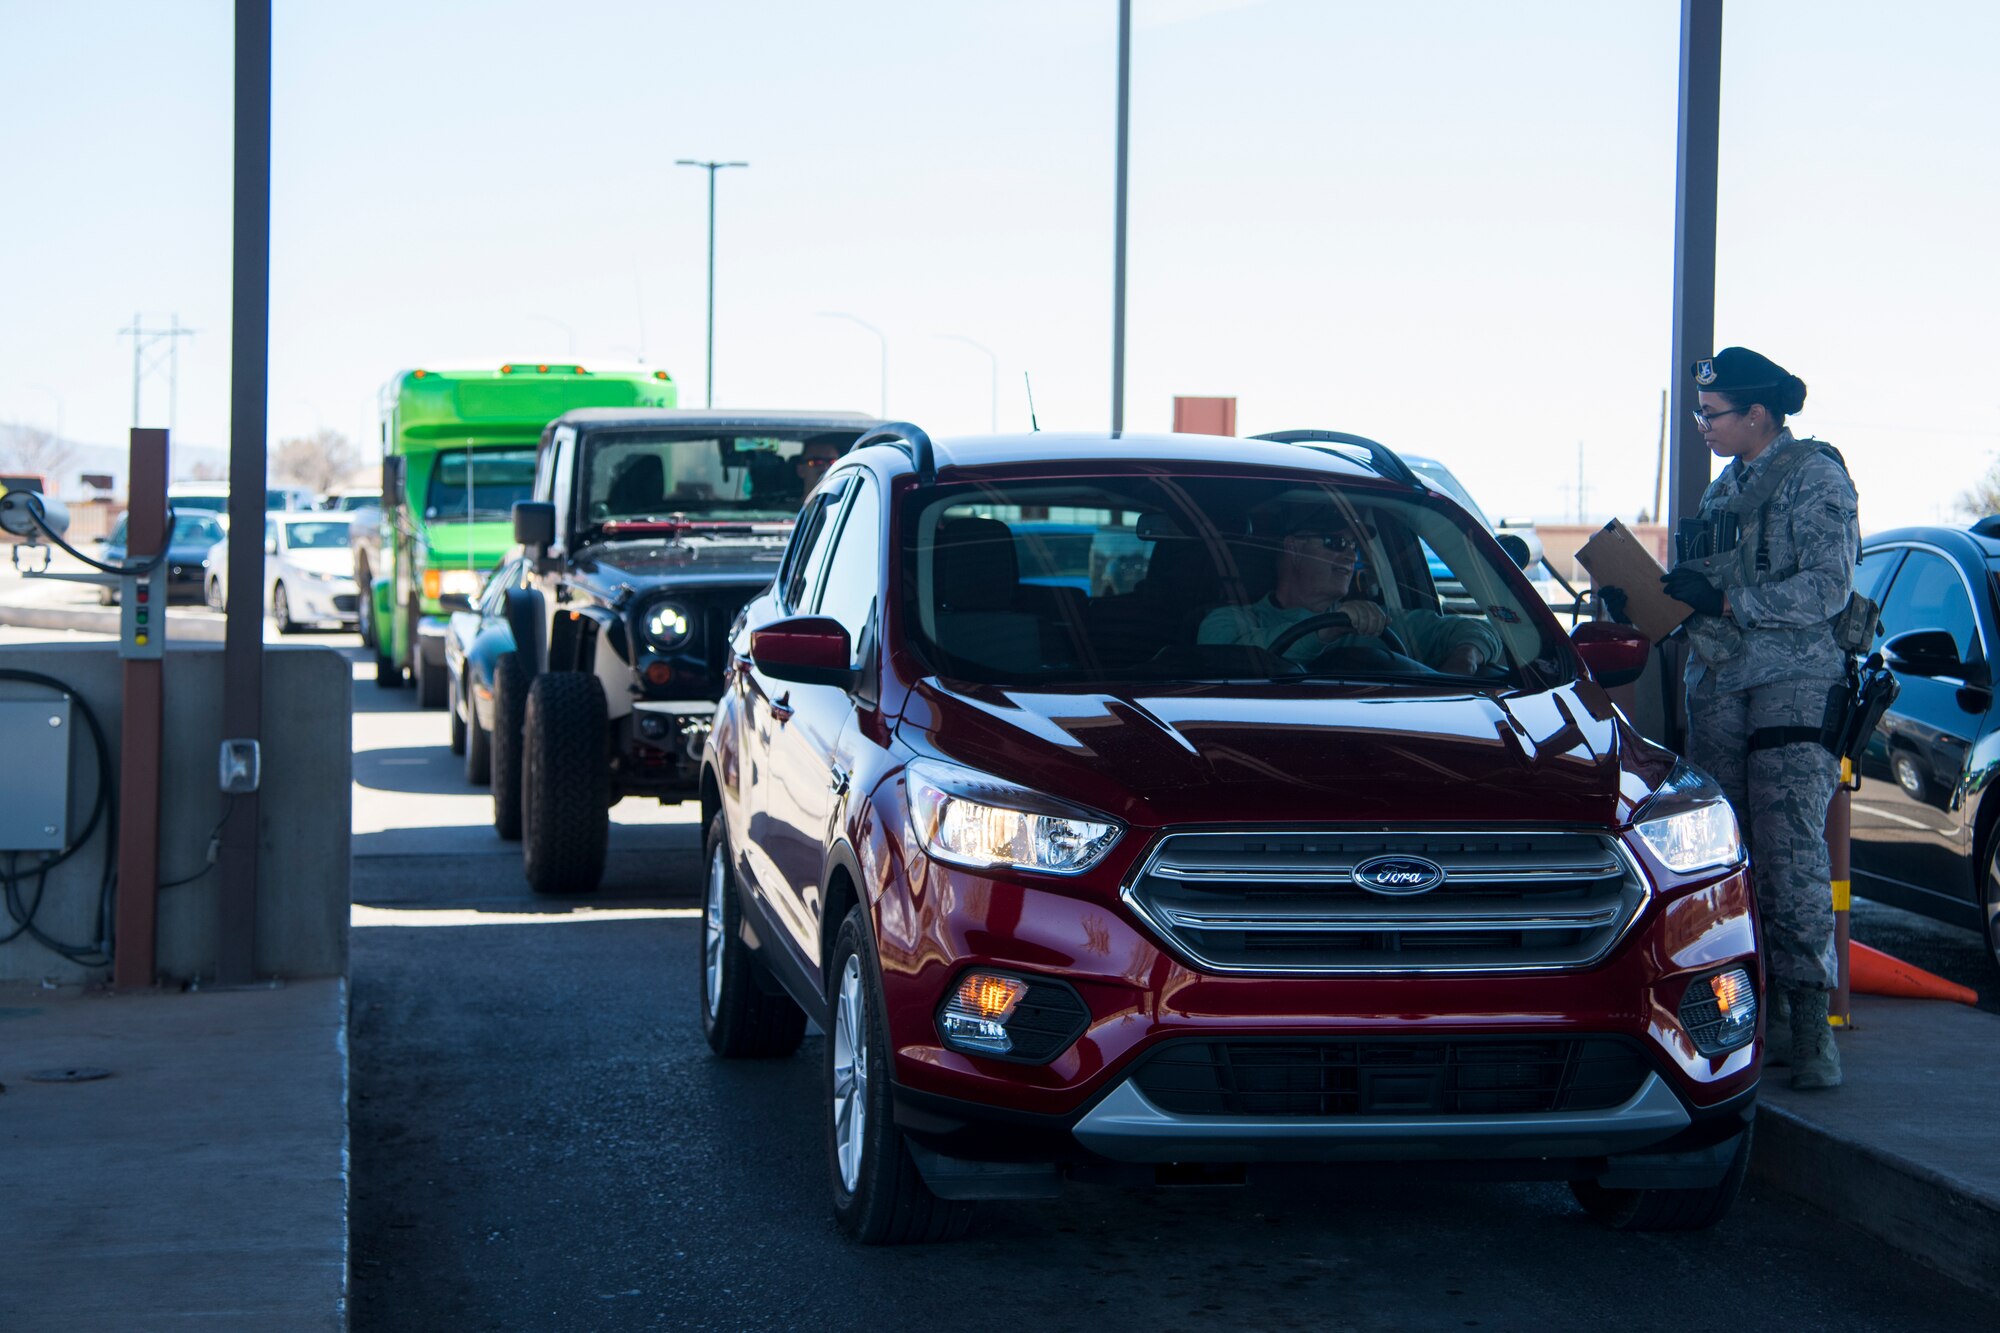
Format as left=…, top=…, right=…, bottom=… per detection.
left=1573, top=518, right=1692, bottom=642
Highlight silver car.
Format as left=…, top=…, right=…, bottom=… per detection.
left=206, top=513, right=361, bottom=632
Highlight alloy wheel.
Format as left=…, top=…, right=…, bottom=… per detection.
left=704, top=843, right=727, bottom=1019
left=1985, top=842, right=2000, bottom=971
left=832, top=954, right=868, bottom=1193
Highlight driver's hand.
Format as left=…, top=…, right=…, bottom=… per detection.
left=1332, top=600, right=1388, bottom=638
left=1439, top=644, right=1486, bottom=674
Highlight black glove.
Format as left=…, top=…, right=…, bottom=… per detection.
left=1662, top=565, right=1725, bottom=616
left=1597, top=586, right=1630, bottom=624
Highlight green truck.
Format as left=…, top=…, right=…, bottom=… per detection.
left=366, top=364, right=678, bottom=704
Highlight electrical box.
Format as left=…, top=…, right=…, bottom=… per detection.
left=0, top=699, right=71, bottom=851
left=119, top=561, right=166, bottom=660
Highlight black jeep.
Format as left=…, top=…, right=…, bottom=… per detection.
left=477, top=408, right=877, bottom=895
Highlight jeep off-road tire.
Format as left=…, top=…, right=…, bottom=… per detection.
left=489, top=651, right=529, bottom=840
left=447, top=674, right=467, bottom=754
left=826, top=904, right=974, bottom=1245
left=701, top=811, right=806, bottom=1058
left=1570, top=1115, right=1753, bottom=1231
left=520, top=670, right=610, bottom=896
left=464, top=688, right=492, bottom=785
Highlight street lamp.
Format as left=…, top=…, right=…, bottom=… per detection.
left=528, top=314, right=576, bottom=357
left=934, top=335, right=998, bottom=432
left=1111, top=0, right=1131, bottom=434
left=818, top=312, right=888, bottom=419
left=675, top=158, right=749, bottom=407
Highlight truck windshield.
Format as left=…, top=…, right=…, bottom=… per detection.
left=425, top=448, right=537, bottom=522
left=578, top=432, right=854, bottom=532
left=901, top=474, right=1570, bottom=689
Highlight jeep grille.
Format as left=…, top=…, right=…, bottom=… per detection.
left=1123, top=829, right=1646, bottom=974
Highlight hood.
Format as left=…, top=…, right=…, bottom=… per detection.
left=579, top=536, right=789, bottom=585
left=284, top=547, right=354, bottom=577
left=420, top=519, right=512, bottom=565
left=900, top=679, right=1658, bottom=829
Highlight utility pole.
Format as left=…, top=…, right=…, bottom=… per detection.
left=119, top=313, right=197, bottom=431
left=1110, top=0, right=1132, bottom=434
left=1653, top=388, right=1668, bottom=522
left=674, top=158, right=749, bottom=408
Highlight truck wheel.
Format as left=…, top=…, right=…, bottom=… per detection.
left=490, top=652, right=528, bottom=840
left=1571, top=1117, right=1754, bottom=1231
left=447, top=674, right=467, bottom=754
left=414, top=643, right=447, bottom=709
left=521, top=670, right=609, bottom=895
left=826, top=904, right=975, bottom=1244
left=702, top=811, right=806, bottom=1058
left=356, top=562, right=375, bottom=648
left=464, top=688, right=491, bottom=785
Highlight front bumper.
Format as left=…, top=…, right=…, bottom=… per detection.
left=288, top=578, right=361, bottom=624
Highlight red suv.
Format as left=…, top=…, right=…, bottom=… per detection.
left=701, top=425, right=1761, bottom=1243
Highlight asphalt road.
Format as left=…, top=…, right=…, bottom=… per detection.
left=343, top=651, right=1996, bottom=1332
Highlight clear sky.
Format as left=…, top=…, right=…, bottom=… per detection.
left=2, top=0, right=1995, bottom=529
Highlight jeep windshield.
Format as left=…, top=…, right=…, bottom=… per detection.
left=901, top=475, right=1572, bottom=688
left=577, top=431, right=853, bottom=537
left=426, top=447, right=537, bottom=522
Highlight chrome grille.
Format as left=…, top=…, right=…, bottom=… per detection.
left=1124, top=829, right=1646, bottom=974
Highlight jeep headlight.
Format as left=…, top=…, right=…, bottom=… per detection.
left=644, top=600, right=693, bottom=650
left=905, top=758, right=1120, bottom=875
left=1634, top=762, right=1743, bottom=873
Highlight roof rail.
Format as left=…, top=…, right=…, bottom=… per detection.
left=855, top=421, right=936, bottom=484
left=1250, top=429, right=1423, bottom=490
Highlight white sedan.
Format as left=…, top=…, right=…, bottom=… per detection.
left=206, top=513, right=361, bottom=632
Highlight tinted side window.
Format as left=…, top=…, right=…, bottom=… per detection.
left=779, top=479, right=849, bottom=612
left=1879, top=550, right=1979, bottom=663
left=1853, top=547, right=1903, bottom=613
left=813, top=476, right=880, bottom=665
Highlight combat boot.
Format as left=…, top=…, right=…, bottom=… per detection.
left=1787, top=987, right=1842, bottom=1090
left=1764, top=986, right=1791, bottom=1067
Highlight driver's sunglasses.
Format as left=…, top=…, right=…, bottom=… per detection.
left=1298, top=531, right=1359, bottom=553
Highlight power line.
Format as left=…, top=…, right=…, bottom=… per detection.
left=118, top=313, right=197, bottom=433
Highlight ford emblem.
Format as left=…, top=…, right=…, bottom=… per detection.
left=1352, top=854, right=1446, bottom=896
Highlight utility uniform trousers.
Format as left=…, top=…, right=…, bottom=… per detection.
left=1686, top=674, right=1841, bottom=991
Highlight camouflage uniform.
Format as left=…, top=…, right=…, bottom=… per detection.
left=1680, top=429, right=1859, bottom=991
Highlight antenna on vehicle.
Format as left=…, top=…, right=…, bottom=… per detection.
left=1023, top=372, right=1040, bottom=432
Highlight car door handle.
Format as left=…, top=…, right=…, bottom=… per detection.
left=829, top=768, right=850, bottom=796
left=770, top=692, right=794, bottom=723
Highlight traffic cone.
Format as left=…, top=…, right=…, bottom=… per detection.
left=1849, top=941, right=1979, bottom=1006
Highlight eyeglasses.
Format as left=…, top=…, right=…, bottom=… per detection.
left=1296, top=531, right=1359, bottom=553
left=798, top=456, right=836, bottom=470
left=1691, top=406, right=1749, bottom=430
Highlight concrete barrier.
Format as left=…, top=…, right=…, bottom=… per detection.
left=0, top=642, right=349, bottom=982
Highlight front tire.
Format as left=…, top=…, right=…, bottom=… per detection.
left=414, top=643, right=447, bottom=709
left=826, top=904, right=975, bottom=1244
left=701, top=811, right=806, bottom=1057
left=272, top=583, right=299, bottom=635
left=464, top=686, right=492, bottom=785
left=447, top=673, right=467, bottom=754
left=520, top=670, right=609, bottom=895
left=1570, top=1116, right=1754, bottom=1231
left=490, top=651, right=528, bottom=840
left=1981, top=835, right=2000, bottom=976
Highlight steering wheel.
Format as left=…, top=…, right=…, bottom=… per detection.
left=1267, top=610, right=1408, bottom=659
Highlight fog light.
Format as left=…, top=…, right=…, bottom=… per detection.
left=938, top=971, right=1027, bottom=1056
left=637, top=714, right=668, bottom=740
left=1679, top=966, right=1758, bottom=1055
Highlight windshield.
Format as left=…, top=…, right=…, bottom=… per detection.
left=577, top=431, right=854, bottom=532
left=901, top=475, right=1569, bottom=688
left=281, top=519, right=353, bottom=550
left=170, top=493, right=229, bottom=513
left=426, top=448, right=537, bottom=522
left=172, top=514, right=225, bottom=546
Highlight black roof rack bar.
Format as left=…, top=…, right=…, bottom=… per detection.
left=1250, top=429, right=1423, bottom=490
left=855, top=421, right=936, bottom=484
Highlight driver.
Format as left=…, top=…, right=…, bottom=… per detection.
left=1196, top=506, right=1503, bottom=674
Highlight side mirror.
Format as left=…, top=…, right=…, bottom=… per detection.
left=513, top=500, right=556, bottom=550
left=264, top=536, right=279, bottom=555
left=750, top=616, right=856, bottom=689
left=1571, top=621, right=1650, bottom=689
left=1495, top=532, right=1532, bottom=570
left=1884, top=629, right=1972, bottom=680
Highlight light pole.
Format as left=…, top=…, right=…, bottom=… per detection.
left=676, top=158, right=749, bottom=407
left=1110, top=0, right=1131, bottom=434
left=819, top=312, right=888, bottom=418
left=934, top=334, right=998, bottom=432
left=528, top=314, right=576, bottom=357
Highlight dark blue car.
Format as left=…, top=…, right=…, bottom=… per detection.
left=96, top=511, right=228, bottom=605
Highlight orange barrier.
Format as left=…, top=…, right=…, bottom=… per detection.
left=1849, top=941, right=1980, bottom=1007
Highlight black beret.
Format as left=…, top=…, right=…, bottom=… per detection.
left=1691, top=346, right=1788, bottom=392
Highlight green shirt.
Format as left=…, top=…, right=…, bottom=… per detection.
left=1197, top=595, right=1504, bottom=670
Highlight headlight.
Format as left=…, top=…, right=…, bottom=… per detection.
left=644, top=600, right=693, bottom=650
left=1633, top=761, right=1742, bottom=873
left=420, top=567, right=484, bottom=599
left=905, top=758, right=1121, bottom=875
